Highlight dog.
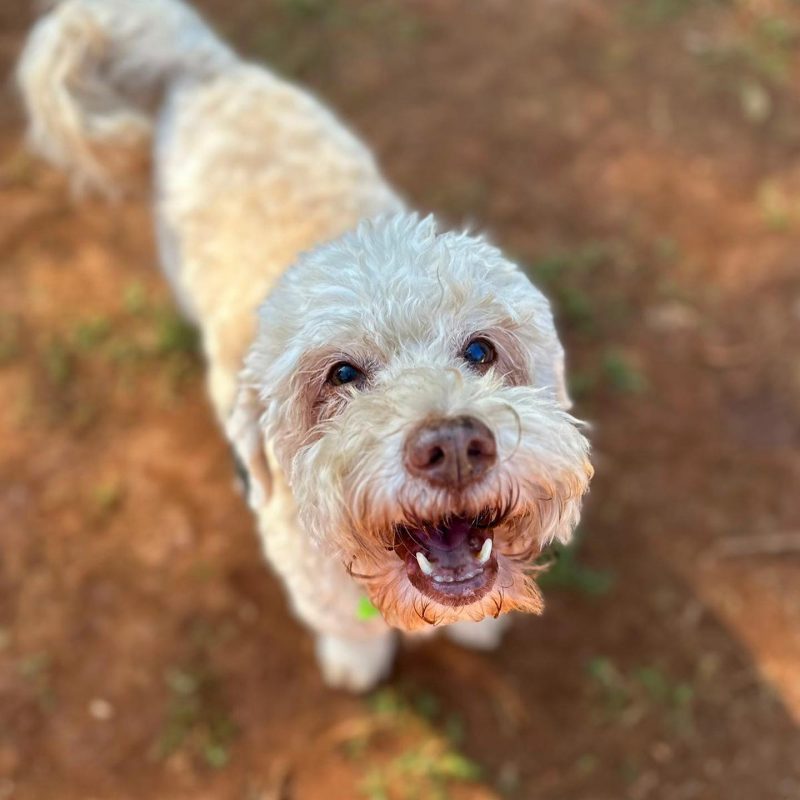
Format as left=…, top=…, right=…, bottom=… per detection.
left=17, top=0, right=593, bottom=690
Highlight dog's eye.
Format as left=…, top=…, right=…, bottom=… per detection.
left=463, top=339, right=496, bottom=367
left=328, top=362, right=365, bottom=387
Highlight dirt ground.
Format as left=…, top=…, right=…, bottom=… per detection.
left=1, top=1, right=800, bottom=798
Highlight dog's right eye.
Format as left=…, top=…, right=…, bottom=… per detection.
left=328, top=362, right=365, bottom=387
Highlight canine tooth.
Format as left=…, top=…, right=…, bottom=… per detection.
left=477, top=538, right=493, bottom=564
left=416, top=552, right=434, bottom=576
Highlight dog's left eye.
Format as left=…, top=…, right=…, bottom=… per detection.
left=463, top=338, right=496, bottom=367
left=328, top=362, right=365, bottom=387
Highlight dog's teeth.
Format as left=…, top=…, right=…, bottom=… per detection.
left=416, top=552, right=434, bottom=576
left=477, top=538, right=493, bottom=564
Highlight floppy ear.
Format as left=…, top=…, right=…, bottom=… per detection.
left=226, top=386, right=272, bottom=509
left=552, top=340, right=573, bottom=410
left=539, top=334, right=572, bottom=411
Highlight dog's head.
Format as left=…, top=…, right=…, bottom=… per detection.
left=231, top=215, right=592, bottom=630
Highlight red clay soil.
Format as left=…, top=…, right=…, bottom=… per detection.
left=1, top=1, right=799, bottom=799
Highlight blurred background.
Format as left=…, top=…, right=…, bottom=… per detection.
left=1, top=1, right=799, bottom=798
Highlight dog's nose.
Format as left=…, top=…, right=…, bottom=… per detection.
left=405, top=416, right=496, bottom=488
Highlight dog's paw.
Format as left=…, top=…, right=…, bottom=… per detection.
left=315, top=632, right=396, bottom=692
left=444, top=615, right=511, bottom=652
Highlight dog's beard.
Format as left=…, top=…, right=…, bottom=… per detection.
left=346, top=478, right=588, bottom=629
left=294, top=468, right=587, bottom=630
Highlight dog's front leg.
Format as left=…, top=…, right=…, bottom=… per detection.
left=249, top=471, right=398, bottom=692
left=315, top=630, right=396, bottom=692
left=443, top=615, right=512, bottom=651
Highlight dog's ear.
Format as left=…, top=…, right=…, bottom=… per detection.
left=553, top=344, right=572, bottom=410
left=227, top=386, right=272, bottom=508
left=543, top=335, right=572, bottom=411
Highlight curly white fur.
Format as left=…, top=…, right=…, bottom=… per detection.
left=18, top=0, right=593, bottom=690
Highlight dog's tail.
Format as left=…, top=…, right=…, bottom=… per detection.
left=16, top=0, right=237, bottom=193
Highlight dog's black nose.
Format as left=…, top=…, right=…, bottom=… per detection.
left=405, top=416, right=496, bottom=489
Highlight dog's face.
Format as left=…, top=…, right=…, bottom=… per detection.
left=233, top=215, right=592, bottom=630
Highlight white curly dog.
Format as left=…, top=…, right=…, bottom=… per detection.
left=18, top=0, right=593, bottom=690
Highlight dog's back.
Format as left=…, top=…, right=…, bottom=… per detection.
left=17, top=0, right=402, bottom=416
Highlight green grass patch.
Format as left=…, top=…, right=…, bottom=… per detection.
left=757, top=180, right=797, bottom=231
left=42, top=338, right=73, bottom=388
left=153, top=665, right=237, bottom=769
left=0, top=314, right=21, bottom=364
left=586, top=656, right=695, bottom=731
left=92, top=479, right=124, bottom=516
left=347, top=687, right=480, bottom=800
left=602, top=349, right=648, bottom=394
left=154, top=309, right=199, bottom=357
left=695, top=13, right=799, bottom=87
left=537, top=534, right=615, bottom=597
left=622, top=0, right=729, bottom=26
left=123, top=281, right=149, bottom=315
left=72, top=316, right=112, bottom=351
left=18, top=652, right=55, bottom=711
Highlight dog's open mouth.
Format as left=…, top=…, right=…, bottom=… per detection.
left=394, top=512, right=501, bottom=606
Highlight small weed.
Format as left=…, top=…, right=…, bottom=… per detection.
left=587, top=657, right=630, bottom=716
left=602, top=349, right=648, bottom=394
left=123, top=281, right=149, bottom=315
left=18, top=652, right=55, bottom=711
left=360, top=769, right=390, bottom=800
left=413, top=691, right=441, bottom=721
left=574, top=753, right=599, bottom=776
left=623, top=0, right=730, bottom=25
left=757, top=180, right=795, bottom=231
left=429, top=176, right=489, bottom=220
left=537, top=535, right=614, bottom=597
left=620, top=756, right=641, bottom=785
left=155, top=310, right=199, bottom=357
left=586, top=657, right=696, bottom=731
left=106, top=337, right=146, bottom=365
left=18, top=652, right=50, bottom=679
left=568, top=369, right=598, bottom=402
left=526, top=243, right=608, bottom=290
left=695, top=14, right=798, bottom=87
left=154, top=665, right=236, bottom=769
left=279, top=0, right=335, bottom=20
left=92, top=479, right=124, bottom=516
left=359, top=742, right=481, bottom=800
left=749, top=15, right=798, bottom=82
left=42, top=338, right=73, bottom=387
left=368, top=686, right=405, bottom=717
left=0, top=314, right=21, bottom=364
left=524, top=243, right=627, bottom=335
left=72, top=316, right=111, bottom=351
left=654, top=236, right=680, bottom=264
left=350, top=688, right=481, bottom=799
left=443, top=713, right=465, bottom=746
left=558, top=286, right=595, bottom=330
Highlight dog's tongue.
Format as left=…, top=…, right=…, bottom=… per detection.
left=397, top=514, right=497, bottom=604
left=428, top=518, right=472, bottom=552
